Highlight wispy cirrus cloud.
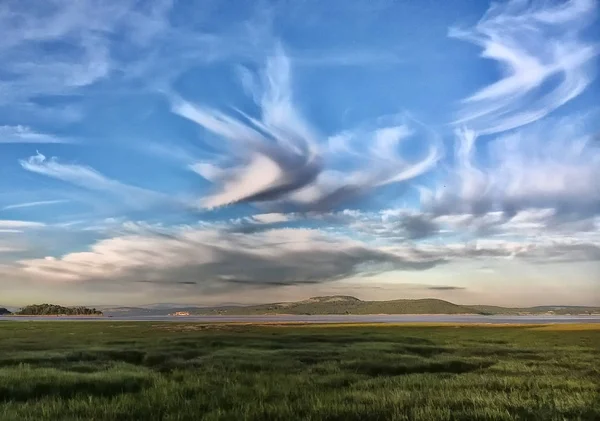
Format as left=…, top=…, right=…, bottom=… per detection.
left=176, top=46, right=440, bottom=211
left=0, top=0, right=403, bottom=121
left=422, top=118, right=600, bottom=218
left=1, top=200, right=69, bottom=211
left=291, top=114, right=441, bottom=212
left=0, top=0, right=173, bottom=121
left=19, top=152, right=167, bottom=211
left=0, top=220, right=46, bottom=232
left=0, top=125, right=71, bottom=144
left=172, top=46, right=322, bottom=209
left=450, top=0, right=598, bottom=134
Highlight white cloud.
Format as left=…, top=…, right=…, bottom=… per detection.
left=423, top=119, right=600, bottom=218
left=0, top=0, right=402, bottom=123
left=0, top=220, right=45, bottom=229
left=0, top=126, right=70, bottom=144
left=396, top=236, right=600, bottom=265
left=20, top=152, right=130, bottom=191
left=0, top=246, right=24, bottom=253
left=14, top=227, right=441, bottom=289
left=2, top=216, right=597, bottom=304
left=1, top=200, right=69, bottom=211
left=172, top=46, right=323, bottom=210
left=323, top=209, right=440, bottom=242
left=450, top=0, right=598, bottom=134
left=325, top=206, right=600, bottom=255
left=0, top=0, right=173, bottom=120
left=251, top=213, right=291, bottom=224
left=174, top=48, right=440, bottom=211
left=18, top=152, right=172, bottom=211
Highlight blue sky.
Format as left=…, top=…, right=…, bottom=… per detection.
left=1, top=0, right=599, bottom=307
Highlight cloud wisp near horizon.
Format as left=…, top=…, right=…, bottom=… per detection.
left=0, top=0, right=599, bottom=307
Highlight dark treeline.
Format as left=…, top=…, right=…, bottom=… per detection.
left=15, top=304, right=103, bottom=316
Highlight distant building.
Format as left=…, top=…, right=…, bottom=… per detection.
left=170, top=311, right=190, bottom=316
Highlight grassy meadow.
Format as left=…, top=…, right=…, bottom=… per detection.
left=0, top=322, right=598, bottom=420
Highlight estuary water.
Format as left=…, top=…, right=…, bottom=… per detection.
left=2, top=314, right=599, bottom=324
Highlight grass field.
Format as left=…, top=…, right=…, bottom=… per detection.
left=0, top=322, right=599, bottom=420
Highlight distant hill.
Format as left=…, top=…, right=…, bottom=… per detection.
left=83, top=298, right=600, bottom=317
left=15, top=304, right=103, bottom=316
left=192, top=296, right=483, bottom=315
left=470, top=305, right=600, bottom=316
left=0, top=307, right=11, bottom=316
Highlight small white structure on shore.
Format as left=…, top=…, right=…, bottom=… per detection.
left=170, top=311, right=190, bottom=316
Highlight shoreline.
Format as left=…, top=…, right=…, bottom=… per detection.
left=182, top=312, right=600, bottom=317
left=3, top=314, right=600, bottom=325
left=4, top=314, right=105, bottom=317
left=0, top=313, right=600, bottom=320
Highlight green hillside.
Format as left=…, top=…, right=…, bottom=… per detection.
left=193, top=296, right=483, bottom=315
left=469, top=305, right=600, bottom=316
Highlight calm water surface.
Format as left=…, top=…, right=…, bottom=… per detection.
left=2, top=315, right=599, bottom=323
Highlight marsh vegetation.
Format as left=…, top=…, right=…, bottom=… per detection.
left=0, top=322, right=598, bottom=420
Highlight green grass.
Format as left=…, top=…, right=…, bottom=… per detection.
left=0, top=322, right=598, bottom=420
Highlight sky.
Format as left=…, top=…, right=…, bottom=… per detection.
left=0, top=0, right=599, bottom=307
